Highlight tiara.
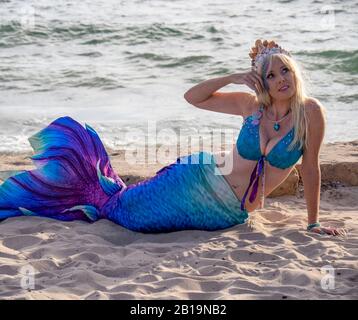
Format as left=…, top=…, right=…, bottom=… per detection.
left=249, top=39, right=291, bottom=70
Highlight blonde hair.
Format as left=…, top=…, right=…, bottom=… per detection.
left=256, top=53, right=310, bottom=152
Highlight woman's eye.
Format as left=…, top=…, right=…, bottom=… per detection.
left=268, top=68, right=289, bottom=79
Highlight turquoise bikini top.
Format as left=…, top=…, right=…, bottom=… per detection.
left=236, top=104, right=303, bottom=211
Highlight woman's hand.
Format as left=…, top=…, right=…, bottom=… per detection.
left=230, top=71, right=264, bottom=96
left=309, top=225, right=347, bottom=236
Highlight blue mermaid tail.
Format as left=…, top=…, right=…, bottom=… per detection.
left=0, top=117, right=248, bottom=232
left=102, top=152, right=248, bottom=232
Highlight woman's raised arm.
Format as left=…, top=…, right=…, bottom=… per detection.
left=184, top=71, right=264, bottom=116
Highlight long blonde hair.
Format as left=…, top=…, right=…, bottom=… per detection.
left=257, top=53, right=309, bottom=152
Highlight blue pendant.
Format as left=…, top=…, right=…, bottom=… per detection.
left=274, top=123, right=280, bottom=131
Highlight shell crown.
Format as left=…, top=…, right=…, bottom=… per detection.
left=249, top=39, right=291, bottom=70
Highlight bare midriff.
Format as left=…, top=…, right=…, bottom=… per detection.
left=213, top=147, right=294, bottom=212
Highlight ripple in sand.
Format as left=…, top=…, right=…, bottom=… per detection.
left=0, top=264, right=19, bottom=276
left=133, top=274, right=161, bottom=283
left=279, top=269, right=312, bottom=286
left=92, top=267, right=137, bottom=278
left=83, top=290, right=108, bottom=300
left=229, top=249, right=281, bottom=263
left=107, top=292, right=135, bottom=299
left=71, top=252, right=101, bottom=264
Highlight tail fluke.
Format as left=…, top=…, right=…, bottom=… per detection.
left=0, top=117, right=126, bottom=223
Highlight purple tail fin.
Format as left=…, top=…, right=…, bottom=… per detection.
left=0, top=117, right=126, bottom=222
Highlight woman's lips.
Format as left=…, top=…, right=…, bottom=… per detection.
left=279, top=85, right=289, bottom=92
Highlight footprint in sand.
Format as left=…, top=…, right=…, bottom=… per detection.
left=2, top=235, right=42, bottom=251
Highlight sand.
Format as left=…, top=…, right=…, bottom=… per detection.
left=0, top=141, right=357, bottom=300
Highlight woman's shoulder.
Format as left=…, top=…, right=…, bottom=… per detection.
left=304, top=97, right=325, bottom=110
left=303, top=97, right=327, bottom=121
left=243, top=95, right=261, bottom=118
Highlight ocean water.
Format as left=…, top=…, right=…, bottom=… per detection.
left=0, top=0, right=357, bottom=152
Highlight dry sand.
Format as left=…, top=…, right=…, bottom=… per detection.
left=0, top=141, right=357, bottom=300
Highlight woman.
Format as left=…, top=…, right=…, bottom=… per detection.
left=0, top=39, right=344, bottom=236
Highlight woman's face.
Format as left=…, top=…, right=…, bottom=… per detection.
left=263, top=57, right=296, bottom=101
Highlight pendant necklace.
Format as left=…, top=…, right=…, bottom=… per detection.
left=264, top=106, right=291, bottom=131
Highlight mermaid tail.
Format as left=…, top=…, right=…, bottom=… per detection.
left=102, top=152, right=249, bottom=233
left=0, top=117, right=126, bottom=222
left=0, top=116, right=248, bottom=232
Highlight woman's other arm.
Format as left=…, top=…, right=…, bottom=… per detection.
left=301, top=98, right=345, bottom=236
